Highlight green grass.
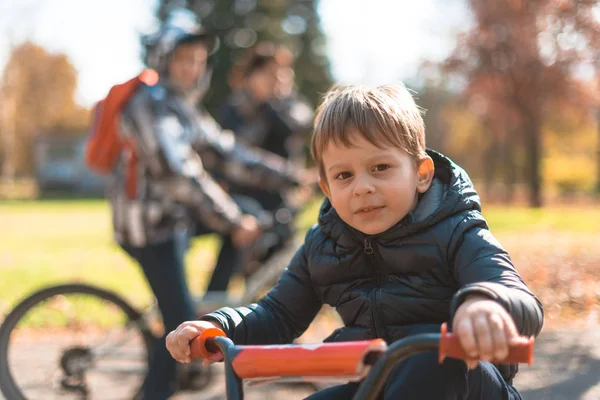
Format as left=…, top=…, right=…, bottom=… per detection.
left=483, top=205, right=600, bottom=233
left=0, top=198, right=597, bottom=326
left=0, top=198, right=320, bottom=319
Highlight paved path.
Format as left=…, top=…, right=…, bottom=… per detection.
left=174, top=327, right=600, bottom=400
left=515, top=327, right=600, bottom=400
left=2, top=326, right=598, bottom=399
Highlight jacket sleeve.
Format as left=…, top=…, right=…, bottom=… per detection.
left=201, top=231, right=323, bottom=345
left=194, top=112, right=302, bottom=192
left=120, top=91, right=242, bottom=234
left=447, top=212, right=544, bottom=337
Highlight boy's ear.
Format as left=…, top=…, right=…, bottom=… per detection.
left=416, top=156, right=435, bottom=194
left=318, top=177, right=330, bottom=199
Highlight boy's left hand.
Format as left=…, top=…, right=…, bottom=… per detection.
left=452, top=295, right=520, bottom=369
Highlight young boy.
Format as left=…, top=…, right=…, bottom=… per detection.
left=166, top=84, right=544, bottom=399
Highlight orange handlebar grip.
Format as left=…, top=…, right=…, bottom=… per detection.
left=438, top=323, right=534, bottom=365
left=190, top=327, right=227, bottom=362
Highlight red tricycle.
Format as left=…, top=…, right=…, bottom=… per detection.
left=190, top=323, right=534, bottom=400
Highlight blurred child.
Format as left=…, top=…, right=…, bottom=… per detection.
left=202, top=42, right=315, bottom=293
left=218, top=42, right=313, bottom=207
left=112, top=9, right=308, bottom=399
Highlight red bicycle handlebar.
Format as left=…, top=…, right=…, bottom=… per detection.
left=189, top=324, right=535, bottom=400
left=438, top=323, right=534, bottom=365
left=190, top=323, right=534, bottom=378
left=189, top=327, right=226, bottom=362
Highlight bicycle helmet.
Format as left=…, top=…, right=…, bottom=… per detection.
left=142, top=8, right=219, bottom=77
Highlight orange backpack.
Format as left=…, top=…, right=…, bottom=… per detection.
left=85, top=69, right=159, bottom=198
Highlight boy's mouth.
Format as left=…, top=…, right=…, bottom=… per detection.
left=355, top=205, right=385, bottom=214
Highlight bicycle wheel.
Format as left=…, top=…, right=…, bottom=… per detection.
left=0, top=283, right=153, bottom=400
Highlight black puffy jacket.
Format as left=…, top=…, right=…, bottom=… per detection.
left=204, top=150, right=544, bottom=380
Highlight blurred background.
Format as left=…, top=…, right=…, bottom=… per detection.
left=0, top=0, right=599, bottom=204
left=0, top=1, right=599, bottom=398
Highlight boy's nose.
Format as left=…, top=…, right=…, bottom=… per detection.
left=352, top=175, right=375, bottom=196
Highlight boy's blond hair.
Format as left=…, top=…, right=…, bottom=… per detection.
left=310, top=83, right=427, bottom=180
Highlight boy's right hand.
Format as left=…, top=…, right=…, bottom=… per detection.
left=166, top=320, right=224, bottom=364
left=232, top=214, right=261, bottom=248
left=452, top=295, right=521, bottom=369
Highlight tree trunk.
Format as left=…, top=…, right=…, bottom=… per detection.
left=503, top=133, right=517, bottom=203
left=482, top=119, right=499, bottom=201
left=524, top=118, right=543, bottom=207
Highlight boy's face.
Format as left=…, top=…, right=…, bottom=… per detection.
left=168, top=41, right=209, bottom=90
left=247, top=60, right=280, bottom=102
left=319, top=130, right=434, bottom=235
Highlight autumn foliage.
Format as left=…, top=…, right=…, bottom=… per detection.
left=441, top=0, right=600, bottom=206
left=0, top=42, right=90, bottom=179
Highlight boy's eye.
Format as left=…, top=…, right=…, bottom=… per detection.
left=372, top=164, right=390, bottom=172
left=335, top=171, right=352, bottom=180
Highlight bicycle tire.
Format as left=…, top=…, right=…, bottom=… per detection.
left=0, top=283, right=153, bottom=400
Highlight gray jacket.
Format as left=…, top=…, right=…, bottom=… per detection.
left=110, top=83, right=299, bottom=246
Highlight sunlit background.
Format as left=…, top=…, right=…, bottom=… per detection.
left=0, top=1, right=599, bottom=398
left=0, top=0, right=467, bottom=107
left=0, top=0, right=598, bottom=204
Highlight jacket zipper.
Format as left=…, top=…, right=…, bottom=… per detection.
left=365, top=237, right=386, bottom=340
left=364, top=238, right=374, bottom=254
